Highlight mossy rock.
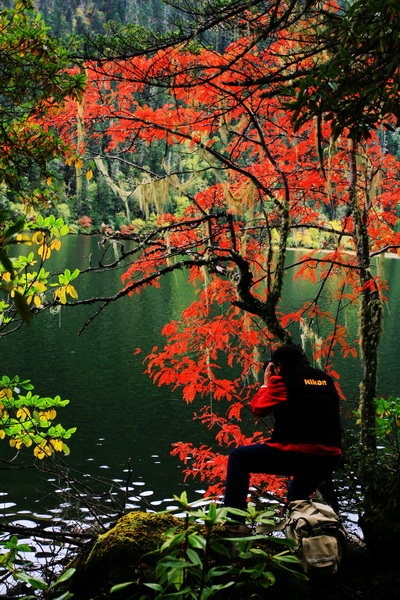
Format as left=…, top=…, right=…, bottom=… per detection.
left=66, top=511, right=181, bottom=599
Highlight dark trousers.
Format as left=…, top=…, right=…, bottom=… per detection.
left=223, top=443, right=340, bottom=517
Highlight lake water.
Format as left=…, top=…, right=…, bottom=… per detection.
left=0, top=235, right=399, bottom=544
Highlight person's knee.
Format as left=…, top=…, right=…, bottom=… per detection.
left=228, top=446, right=251, bottom=470
left=228, top=447, right=243, bottom=463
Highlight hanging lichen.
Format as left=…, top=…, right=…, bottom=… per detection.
left=299, top=320, right=324, bottom=368
left=131, top=174, right=182, bottom=218
left=94, top=156, right=132, bottom=221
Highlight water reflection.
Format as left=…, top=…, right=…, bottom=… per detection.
left=0, top=238, right=399, bottom=552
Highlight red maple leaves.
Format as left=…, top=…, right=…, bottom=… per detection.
left=41, top=3, right=400, bottom=501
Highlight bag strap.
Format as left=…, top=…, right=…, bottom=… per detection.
left=256, top=499, right=346, bottom=538
left=255, top=520, right=286, bottom=534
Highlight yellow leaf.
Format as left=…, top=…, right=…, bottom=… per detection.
left=38, top=244, right=51, bottom=260
left=0, top=403, right=9, bottom=418
left=10, top=438, right=23, bottom=449
left=0, top=388, right=12, bottom=400
left=86, top=169, right=93, bottom=181
left=32, top=231, right=45, bottom=245
left=34, top=446, right=46, bottom=459
left=0, top=430, right=5, bottom=439
left=54, top=286, right=67, bottom=304
left=50, top=439, right=63, bottom=451
left=17, top=407, right=31, bottom=421
left=46, top=177, right=52, bottom=186
left=16, top=234, right=32, bottom=245
left=11, top=286, right=24, bottom=298
left=50, top=238, right=62, bottom=251
left=33, top=295, right=42, bottom=307
left=66, top=284, right=78, bottom=299
left=75, top=159, right=83, bottom=169
left=42, top=409, right=57, bottom=420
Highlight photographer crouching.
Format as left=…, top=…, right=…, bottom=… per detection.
left=223, top=344, right=342, bottom=521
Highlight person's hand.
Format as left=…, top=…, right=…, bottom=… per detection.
left=264, top=361, right=274, bottom=386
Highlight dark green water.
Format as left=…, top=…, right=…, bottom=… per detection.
left=0, top=236, right=399, bottom=534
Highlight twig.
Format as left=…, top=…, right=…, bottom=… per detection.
left=0, top=524, right=93, bottom=547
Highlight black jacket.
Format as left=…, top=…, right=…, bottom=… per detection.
left=270, top=366, right=342, bottom=449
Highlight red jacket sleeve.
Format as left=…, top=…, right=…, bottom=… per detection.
left=250, top=375, right=287, bottom=417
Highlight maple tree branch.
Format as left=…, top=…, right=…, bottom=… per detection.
left=88, top=151, right=161, bottom=179
left=289, top=222, right=350, bottom=236
left=68, top=254, right=234, bottom=335
left=76, top=213, right=227, bottom=274
left=228, top=250, right=291, bottom=343
left=90, top=150, right=218, bottom=187
left=324, top=281, right=347, bottom=371
left=283, top=255, right=360, bottom=272
left=369, top=245, right=400, bottom=258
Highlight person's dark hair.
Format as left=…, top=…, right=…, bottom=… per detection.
left=271, top=344, right=307, bottom=371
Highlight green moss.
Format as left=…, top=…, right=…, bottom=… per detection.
left=66, top=511, right=181, bottom=599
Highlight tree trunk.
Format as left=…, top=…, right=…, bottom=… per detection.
left=349, top=138, right=399, bottom=560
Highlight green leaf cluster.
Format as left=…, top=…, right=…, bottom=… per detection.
left=0, top=374, right=76, bottom=458
left=0, top=212, right=80, bottom=329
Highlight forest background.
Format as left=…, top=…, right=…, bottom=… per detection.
left=1, top=0, right=400, bottom=596
left=1, top=0, right=397, bottom=241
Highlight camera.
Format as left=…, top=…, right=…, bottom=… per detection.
left=263, top=358, right=275, bottom=374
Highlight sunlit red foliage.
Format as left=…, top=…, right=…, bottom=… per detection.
left=47, top=4, right=400, bottom=500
